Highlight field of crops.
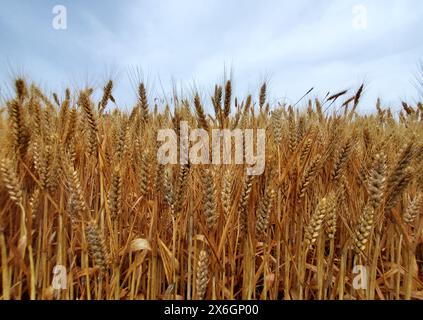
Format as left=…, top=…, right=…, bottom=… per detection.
left=0, top=78, right=422, bottom=300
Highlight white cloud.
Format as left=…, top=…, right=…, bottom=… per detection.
left=0, top=0, right=422, bottom=112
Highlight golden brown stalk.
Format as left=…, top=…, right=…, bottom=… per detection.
left=386, top=142, right=414, bottom=192
left=299, top=138, right=313, bottom=165
left=43, top=107, right=53, bottom=136
left=44, top=144, right=59, bottom=192
left=32, top=141, right=57, bottom=192
left=211, top=85, right=223, bottom=121
left=31, top=139, right=45, bottom=183
left=385, top=168, right=413, bottom=214
left=296, top=116, right=305, bottom=143
left=99, top=80, right=113, bottom=114
left=376, top=97, right=382, bottom=111
left=194, top=93, right=209, bottom=131
left=31, top=99, right=43, bottom=138
left=404, top=193, right=422, bottom=226
left=15, top=78, right=28, bottom=101
left=327, top=90, right=348, bottom=102
left=163, top=168, right=175, bottom=214
left=315, top=98, right=323, bottom=121
left=259, top=82, right=267, bottom=110
left=367, top=153, right=387, bottom=210
left=352, top=205, right=375, bottom=255
left=221, top=170, right=232, bottom=218
left=223, top=80, right=232, bottom=119
left=353, top=83, right=364, bottom=109
left=154, top=162, right=164, bottom=195
left=108, top=167, right=122, bottom=221
left=140, top=152, right=149, bottom=198
left=59, top=92, right=70, bottom=130
left=202, top=168, right=217, bottom=230
left=7, top=99, right=29, bottom=156
left=66, top=193, right=80, bottom=223
left=78, top=90, right=98, bottom=156
left=64, top=108, right=78, bottom=147
left=239, top=95, right=252, bottom=129
left=244, top=95, right=252, bottom=114
left=324, top=120, right=340, bottom=161
left=265, top=103, right=270, bottom=116
left=65, top=164, right=87, bottom=216
left=386, top=109, right=395, bottom=125
left=138, top=82, right=149, bottom=123
left=239, top=173, right=254, bottom=237
left=256, top=187, right=275, bottom=238
left=298, top=155, right=322, bottom=200
left=32, top=84, right=55, bottom=112
left=304, top=197, right=328, bottom=249
left=67, top=138, right=77, bottom=164
left=270, top=109, right=282, bottom=145
left=196, top=249, right=209, bottom=300
left=174, top=163, right=190, bottom=215
left=352, top=154, right=387, bottom=254
left=402, top=102, right=414, bottom=115
left=307, top=99, right=313, bottom=117
left=331, top=138, right=354, bottom=183
left=324, top=192, right=338, bottom=239
left=288, top=108, right=297, bottom=153
left=0, top=157, right=23, bottom=206
left=53, top=92, right=60, bottom=106
left=29, top=187, right=40, bottom=214
left=362, top=127, right=371, bottom=150
left=172, top=109, right=181, bottom=139
left=336, top=176, right=347, bottom=206
left=115, top=122, right=128, bottom=161
left=85, top=221, right=110, bottom=273
left=65, top=87, right=70, bottom=100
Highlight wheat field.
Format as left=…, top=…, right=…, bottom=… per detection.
left=0, top=78, right=422, bottom=300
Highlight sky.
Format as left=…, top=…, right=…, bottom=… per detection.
left=0, top=0, right=422, bottom=113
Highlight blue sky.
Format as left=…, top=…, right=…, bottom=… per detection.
left=0, top=0, right=422, bottom=113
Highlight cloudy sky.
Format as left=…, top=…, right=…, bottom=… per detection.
left=0, top=0, right=422, bottom=113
